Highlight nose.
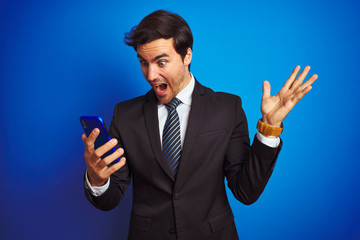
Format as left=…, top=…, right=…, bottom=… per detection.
left=146, top=65, right=159, bottom=82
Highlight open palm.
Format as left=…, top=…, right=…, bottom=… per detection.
left=261, top=65, right=318, bottom=127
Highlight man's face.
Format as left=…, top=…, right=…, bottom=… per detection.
left=137, top=38, right=192, bottom=104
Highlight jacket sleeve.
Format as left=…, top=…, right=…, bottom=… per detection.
left=84, top=104, right=131, bottom=211
left=224, top=96, right=282, bottom=205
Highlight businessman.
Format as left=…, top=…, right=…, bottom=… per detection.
left=82, top=10, right=317, bottom=240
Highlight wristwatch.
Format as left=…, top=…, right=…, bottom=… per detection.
left=256, top=119, right=283, bottom=137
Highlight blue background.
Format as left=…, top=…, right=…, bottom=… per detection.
left=1, top=0, right=359, bottom=239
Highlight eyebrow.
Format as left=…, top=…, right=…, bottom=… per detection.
left=137, top=53, right=169, bottom=62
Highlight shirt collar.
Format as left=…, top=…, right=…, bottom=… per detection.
left=158, top=73, right=195, bottom=107
left=176, top=73, right=194, bottom=106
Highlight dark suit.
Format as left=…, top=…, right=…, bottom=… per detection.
left=85, top=80, right=282, bottom=240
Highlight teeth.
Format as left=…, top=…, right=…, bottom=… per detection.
left=155, top=84, right=166, bottom=93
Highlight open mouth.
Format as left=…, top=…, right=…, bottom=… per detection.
left=155, top=84, right=167, bottom=93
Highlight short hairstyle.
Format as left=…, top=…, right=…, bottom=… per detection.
left=124, top=10, right=193, bottom=65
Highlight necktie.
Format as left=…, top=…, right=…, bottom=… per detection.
left=162, top=97, right=182, bottom=176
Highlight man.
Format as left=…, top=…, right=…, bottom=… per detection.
left=82, top=10, right=317, bottom=240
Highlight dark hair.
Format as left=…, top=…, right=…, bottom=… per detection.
left=124, top=10, right=193, bottom=65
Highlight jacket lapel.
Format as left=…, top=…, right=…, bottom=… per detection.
left=144, top=90, right=176, bottom=181
left=175, top=80, right=206, bottom=186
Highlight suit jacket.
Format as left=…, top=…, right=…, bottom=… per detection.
left=84, top=80, right=282, bottom=240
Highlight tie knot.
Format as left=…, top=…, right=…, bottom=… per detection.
left=165, top=97, right=181, bottom=110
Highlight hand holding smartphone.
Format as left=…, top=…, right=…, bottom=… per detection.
left=80, top=116, right=120, bottom=164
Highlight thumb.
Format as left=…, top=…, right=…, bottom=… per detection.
left=262, top=80, right=271, bottom=99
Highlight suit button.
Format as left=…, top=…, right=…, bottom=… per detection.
left=169, top=228, right=176, bottom=234
left=174, top=193, right=182, bottom=200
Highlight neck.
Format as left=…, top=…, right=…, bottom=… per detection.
left=180, top=70, right=192, bottom=91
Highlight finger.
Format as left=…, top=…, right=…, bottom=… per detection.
left=105, top=157, right=127, bottom=175
left=290, top=66, right=311, bottom=90
left=102, top=148, right=124, bottom=166
left=299, top=74, right=318, bottom=91
left=292, top=85, right=313, bottom=105
left=94, top=138, right=118, bottom=159
left=283, top=65, right=300, bottom=90
left=262, top=81, right=271, bottom=99
left=84, top=128, right=100, bottom=151
left=303, top=85, right=312, bottom=95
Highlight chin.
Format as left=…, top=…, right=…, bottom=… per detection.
left=158, top=95, right=173, bottom=104
left=157, top=96, right=169, bottom=104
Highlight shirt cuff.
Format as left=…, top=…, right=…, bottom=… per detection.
left=85, top=170, right=110, bottom=197
left=256, top=132, right=280, bottom=148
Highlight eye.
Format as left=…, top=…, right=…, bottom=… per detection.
left=139, top=60, right=148, bottom=66
left=158, top=60, right=167, bottom=67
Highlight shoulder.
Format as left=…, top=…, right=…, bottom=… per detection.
left=113, top=90, right=153, bottom=111
left=196, top=80, right=243, bottom=106
left=115, top=95, right=145, bottom=109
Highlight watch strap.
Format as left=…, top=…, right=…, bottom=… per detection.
left=256, top=119, right=283, bottom=137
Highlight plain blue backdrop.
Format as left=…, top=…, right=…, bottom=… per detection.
left=1, top=0, right=359, bottom=239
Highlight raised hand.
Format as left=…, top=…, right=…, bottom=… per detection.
left=82, top=128, right=126, bottom=186
left=261, top=65, right=318, bottom=128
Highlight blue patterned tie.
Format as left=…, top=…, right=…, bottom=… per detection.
left=162, top=97, right=182, bottom=176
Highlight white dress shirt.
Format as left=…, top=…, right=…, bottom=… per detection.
left=157, top=74, right=194, bottom=148
left=86, top=74, right=280, bottom=196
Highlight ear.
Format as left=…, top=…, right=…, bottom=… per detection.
left=183, top=48, right=192, bottom=66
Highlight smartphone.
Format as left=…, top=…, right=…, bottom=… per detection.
left=80, top=116, right=120, bottom=164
